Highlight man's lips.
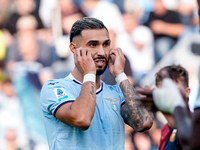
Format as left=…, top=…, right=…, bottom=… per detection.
left=94, top=59, right=105, bottom=66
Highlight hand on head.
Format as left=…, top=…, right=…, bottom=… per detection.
left=74, top=47, right=96, bottom=75
left=108, top=48, right=125, bottom=77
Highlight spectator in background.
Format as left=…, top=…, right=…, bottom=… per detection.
left=39, top=0, right=85, bottom=35
left=5, top=0, right=44, bottom=35
left=0, top=60, right=7, bottom=86
left=5, top=15, right=53, bottom=87
left=74, top=0, right=125, bottom=14
left=4, top=15, right=52, bottom=149
left=0, top=0, right=14, bottom=29
left=81, top=0, right=125, bottom=35
left=61, top=12, right=86, bottom=36
left=58, top=0, right=86, bottom=35
left=122, top=12, right=155, bottom=86
left=123, top=0, right=154, bottom=24
left=0, top=79, right=30, bottom=150
left=144, top=0, right=185, bottom=63
left=0, top=30, right=6, bottom=61
left=177, top=0, right=199, bottom=33
left=38, top=0, right=57, bottom=29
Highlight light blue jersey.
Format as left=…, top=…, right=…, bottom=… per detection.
left=40, top=73, right=126, bottom=150
left=194, top=66, right=200, bottom=109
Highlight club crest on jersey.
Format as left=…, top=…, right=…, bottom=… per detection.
left=54, top=87, right=68, bottom=101
left=170, top=129, right=177, bottom=142
left=104, top=97, right=120, bottom=111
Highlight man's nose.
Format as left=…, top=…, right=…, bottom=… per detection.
left=97, top=45, right=106, bottom=55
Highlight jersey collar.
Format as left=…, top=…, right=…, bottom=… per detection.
left=67, top=73, right=103, bottom=94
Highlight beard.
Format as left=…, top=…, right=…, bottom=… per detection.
left=96, top=64, right=108, bottom=75
left=94, top=56, right=108, bottom=76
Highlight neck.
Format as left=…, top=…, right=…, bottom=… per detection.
left=72, top=68, right=101, bottom=90
left=164, top=114, right=176, bottom=128
left=154, top=8, right=167, bottom=16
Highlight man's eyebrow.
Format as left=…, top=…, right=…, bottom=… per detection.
left=104, top=39, right=111, bottom=43
left=87, top=39, right=111, bottom=44
left=87, top=40, right=99, bottom=44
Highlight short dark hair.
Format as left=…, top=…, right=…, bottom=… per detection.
left=69, top=17, right=108, bottom=42
left=155, top=65, right=189, bottom=88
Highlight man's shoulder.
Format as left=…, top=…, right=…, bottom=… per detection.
left=42, top=77, right=70, bottom=91
left=44, top=78, right=62, bottom=86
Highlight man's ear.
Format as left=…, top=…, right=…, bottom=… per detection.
left=69, top=42, right=76, bottom=53
left=186, top=87, right=191, bottom=97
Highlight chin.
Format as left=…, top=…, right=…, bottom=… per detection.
left=96, top=63, right=108, bottom=76
left=96, top=67, right=107, bottom=76
left=96, top=70, right=105, bottom=76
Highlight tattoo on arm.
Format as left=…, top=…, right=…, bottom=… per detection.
left=120, top=80, right=153, bottom=131
left=90, top=82, right=95, bottom=99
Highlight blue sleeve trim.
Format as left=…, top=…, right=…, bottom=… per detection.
left=121, top=101, right=125, bottom=106
left=53, top=100, right=75, bottom=116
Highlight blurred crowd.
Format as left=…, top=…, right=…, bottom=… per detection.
left=0, top=0, right=199, bottom=149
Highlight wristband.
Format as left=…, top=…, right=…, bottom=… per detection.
left=83, top=73, right=96, bottom=83
left=115, top=72, right=128, bottom=85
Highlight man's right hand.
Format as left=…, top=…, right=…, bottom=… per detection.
left=74, top=48, right=96, bottom=75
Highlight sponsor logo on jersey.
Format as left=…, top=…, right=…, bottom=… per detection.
left=54, top=87, right=68, bottom=101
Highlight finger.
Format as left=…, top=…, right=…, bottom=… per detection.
left=73, top=50, right=79, bottom=63
left=137, top=101, right=155, bottom=110
left=109, top=48, right=122, bottom=57
left=135, top=97, right=154, bottom=104
left=74, top=48, right=80, bottom=58
left=108, top=55, right=114, bottom=66
left=81, top=48, right=86, bottom=58
left=136, top=89, right=153, bottom=96
left=86, top=50, right=93, bottom=60
left=110, top=54, right=115, bottom=65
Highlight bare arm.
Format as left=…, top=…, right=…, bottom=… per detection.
left=108, top=48, right=153, bottom=132
left=55, top=47, right=96, bottom=130
left=150, top=20, right=185, bottom=37
left=55, top=81, right=96, bottom=130
left=161, top=23, right=185, bottom=37
left=120, top=80, right=154, bottom=132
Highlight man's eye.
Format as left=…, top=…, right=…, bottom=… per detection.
left=90, top=43, right=96, bottom=47
left=104, top=42, right=110, bottom=47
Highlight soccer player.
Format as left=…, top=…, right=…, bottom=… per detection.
left=40, top=17, right=153, bottom=150
left=136, top=65, right=191, bottom=150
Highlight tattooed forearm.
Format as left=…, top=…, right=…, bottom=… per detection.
left=120, top=80, right=153, bottom=131
left=90, top=82, right=95, bottom=99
